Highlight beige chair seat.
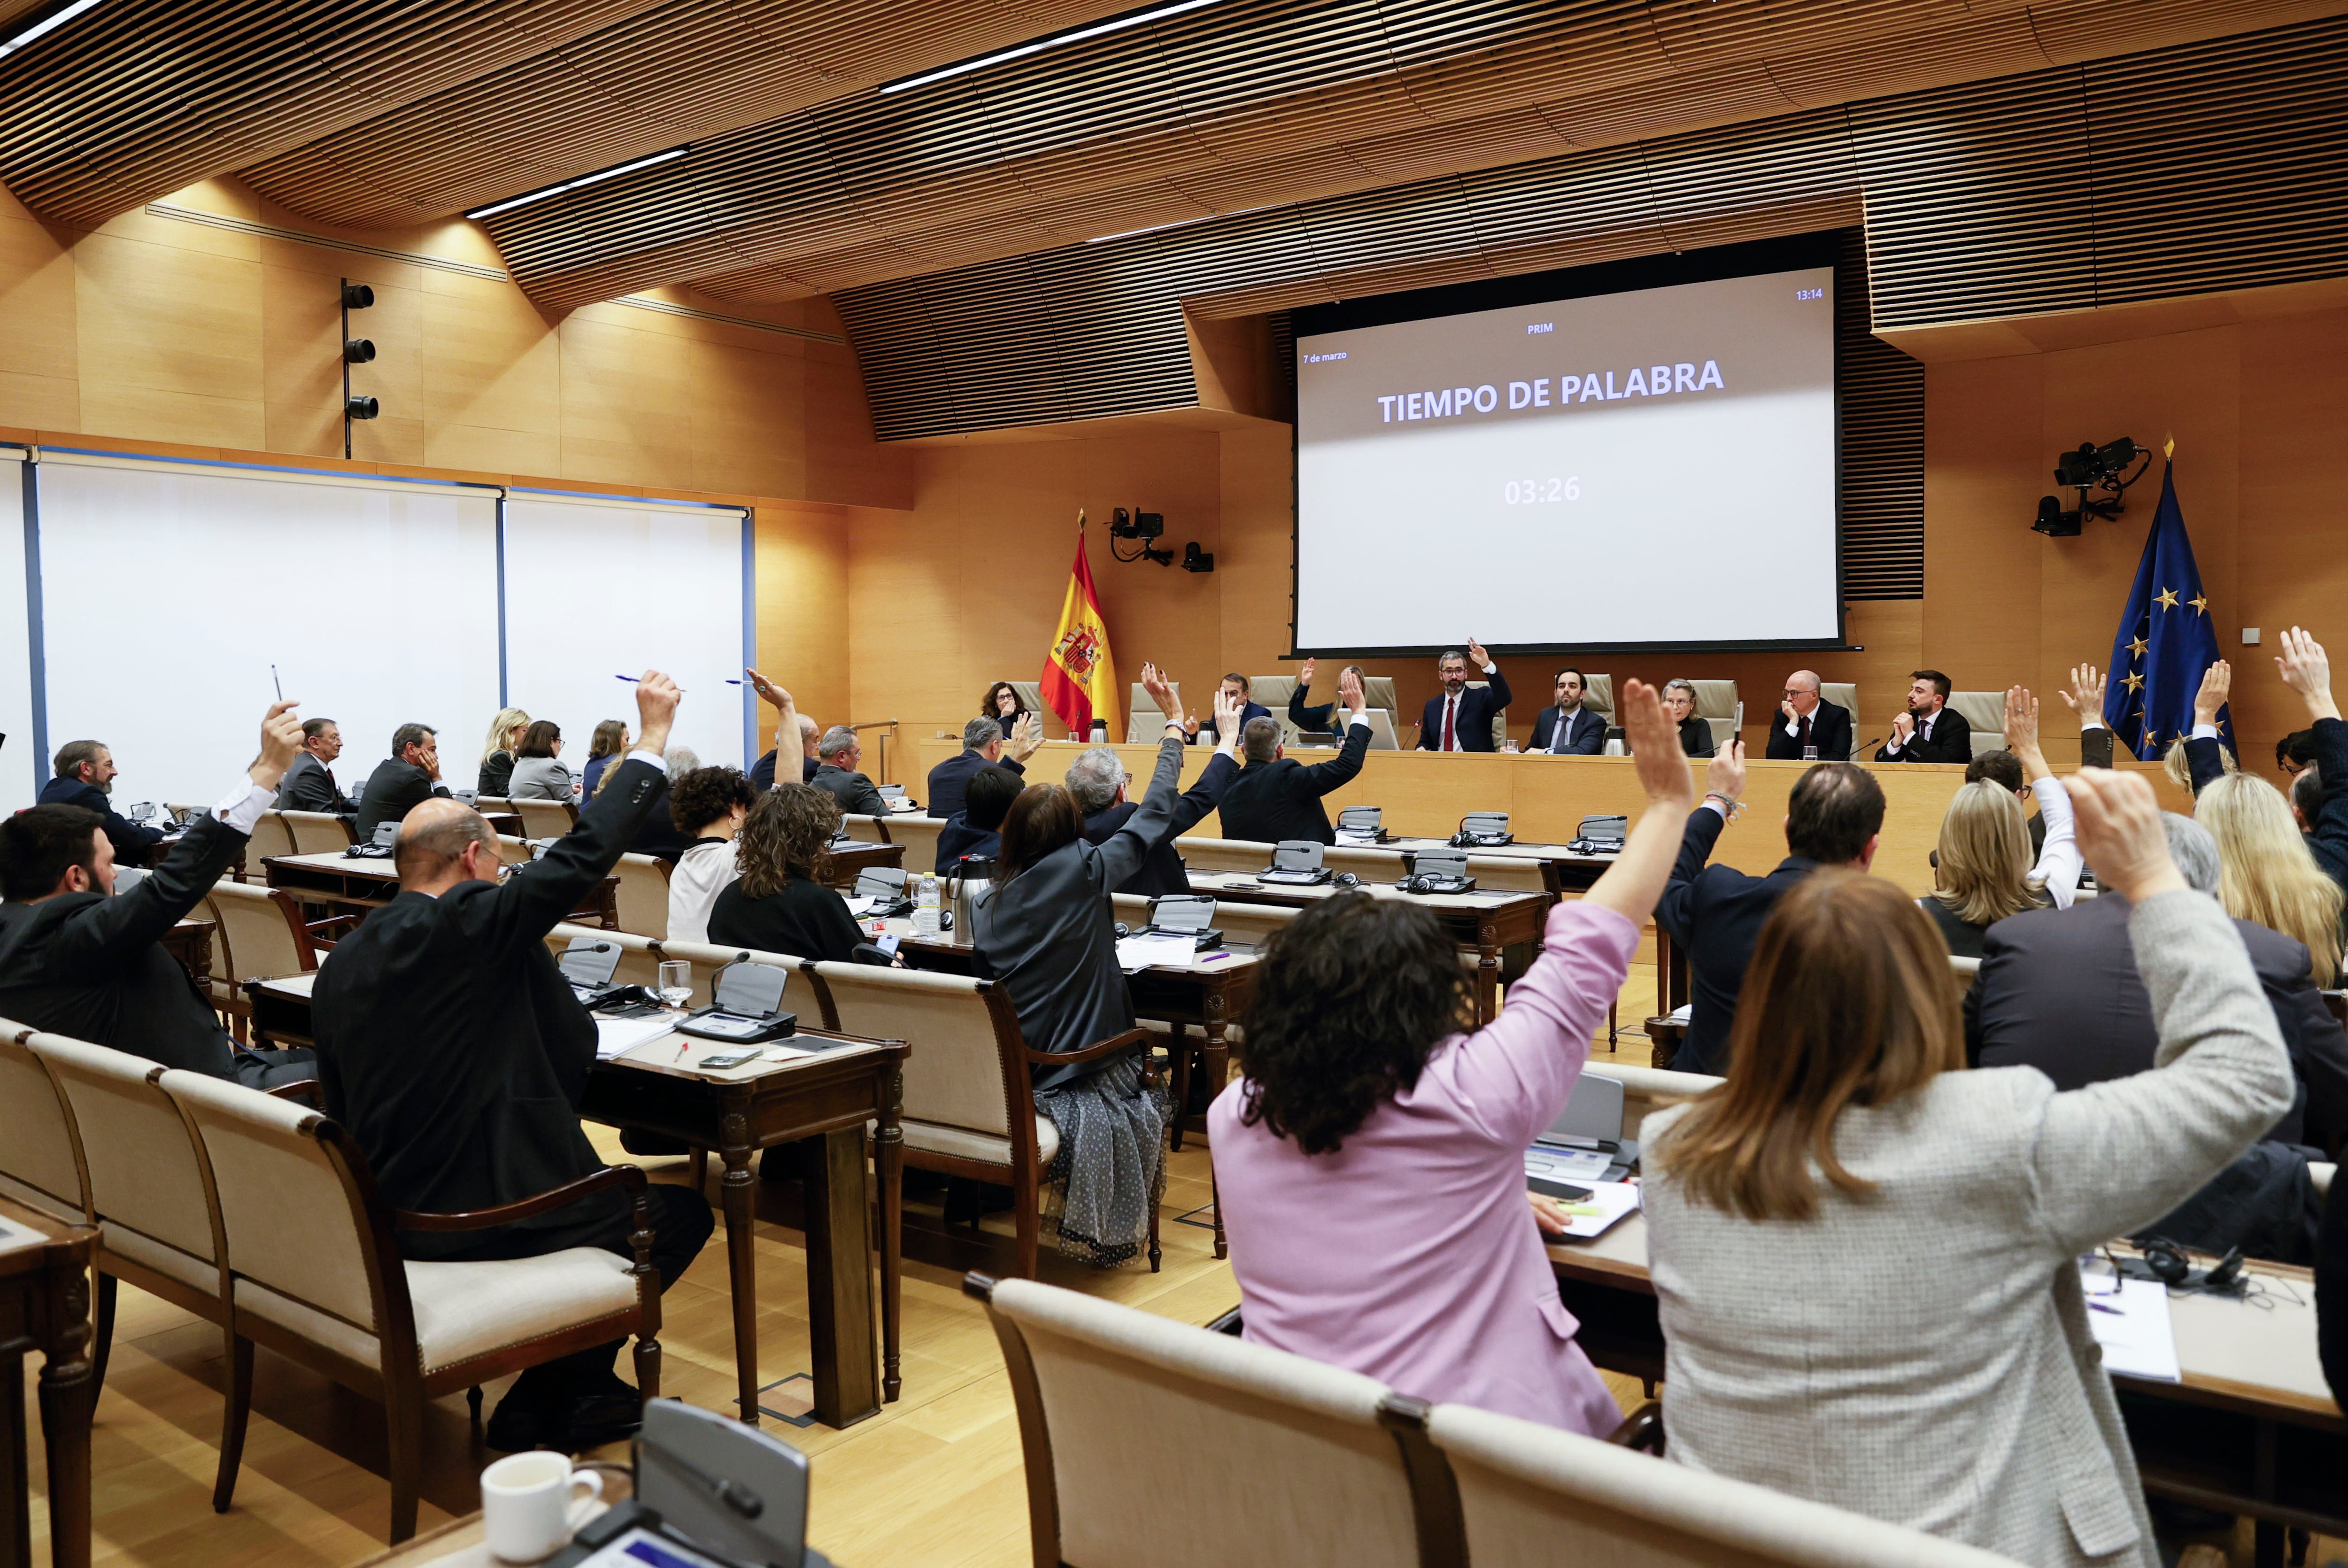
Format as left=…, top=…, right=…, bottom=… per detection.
left=233, top=1246, right=638, bottom=1375
left=901, top=1114, right=1059, bottom=1168
left=101, top=1222, right=216, bottom=1294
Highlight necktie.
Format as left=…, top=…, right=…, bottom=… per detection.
left=1553, top=711, right=1570, bottom=753
left=1442, top=696, right=1457, bottom=751
left=1798, top=715, right=1811, bottom=749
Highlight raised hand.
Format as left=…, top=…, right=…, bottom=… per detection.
left=2066, top=767, right=2184, bottom=903
left=1009, top=711, right=1043, bottom=762
left=1466, top=636, right=1490, bottom=668
left=2058, top=663, right=2107, bottom=721
left=1338, top=666, right=1366, bottom=714
left=745, top=668, right=788, bottom=707
left=1618, top=679, right=1696, bottom=809
left=251, top=699, right=304, bottom=788
left=2276, top=627, right=2339, bottom=721
left=1139, top=662, right=1178, bottom=718
left=1299, top=657, right=1317, bottom=686
left=2003, top=685, right=2040, bottom=757
left=1212, top=687, right=1245, bottom=750
left=2193, top=660, right=2232, bottom=728
left=1707, top=735, right=1747, bottom=804
left=633, top=670, right=681, bottom=756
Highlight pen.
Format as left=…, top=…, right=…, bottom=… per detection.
left=1200, top=951, right=1234, bottom=963
left=2087, top=1300, right=2123, bottom=1316
left=616, top=674, right=742, bottom=684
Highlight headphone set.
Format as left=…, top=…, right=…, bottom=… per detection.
left=2127, top=1237, right=2247, bottom=1297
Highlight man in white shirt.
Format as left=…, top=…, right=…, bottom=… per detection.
left=1874, top=668, right=1972, bottom=764
left=1414, top=637, right=1513, bottom=752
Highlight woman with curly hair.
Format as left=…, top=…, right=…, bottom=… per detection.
left=980, top=680, right=1029, bottom=732
left=665, top=765, right=755, bottom=944
left=708, top=783, right=862, bottom=962
left=1207, top=678, right=1694, bottom=1435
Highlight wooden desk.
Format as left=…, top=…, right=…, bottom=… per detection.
left=0, top=1198, right=98, bottom=1568
left=262, top=852, right=620, bottom=929
left=579, top=1031, right=908, bottom=1431
left=159, top=918, right=214, bottom=991
left=914, top=742, right=2193, bottom=897
left=825, top=842, right=903, bottom=889
left=1180, top=869, right=1545, bottom=1023
left=1547, top=1216, right=2346, bottom=1564
left=245, top=972, right=318, bottom=1049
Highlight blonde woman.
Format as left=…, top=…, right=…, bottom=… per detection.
left=2197, top=773, right=2344, bottom=982
left=1920, top=686, right=2079, bottom=958
left=475, top=707, right=529, bottom=797
left=582, top=718, right=631, bottom=800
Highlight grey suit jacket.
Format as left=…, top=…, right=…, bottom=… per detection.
left=971, top=734, right=1184, bottom=1092
left=1642, top=890, right=2291, bottom=1568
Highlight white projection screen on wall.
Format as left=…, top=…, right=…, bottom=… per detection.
left=1293, top=265, right=1840, bottom=653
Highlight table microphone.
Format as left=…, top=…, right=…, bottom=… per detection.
left=1855, top=736, right=1885, bottom=755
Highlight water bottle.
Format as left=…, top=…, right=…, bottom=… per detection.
left=913, top=873, right=942, bottom=941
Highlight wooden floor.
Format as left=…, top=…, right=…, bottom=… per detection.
left=18, top=955, right=2344, bottom=1568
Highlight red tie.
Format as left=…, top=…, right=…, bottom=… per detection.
left=1442, top=696, right=1456, bottom=751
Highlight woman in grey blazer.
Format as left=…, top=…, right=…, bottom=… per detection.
left=971, top=672, right=1239, bottom=1266
left=1643, top=767, right=2292, bottom=1568
left=507, top=719, right=575, bottom=802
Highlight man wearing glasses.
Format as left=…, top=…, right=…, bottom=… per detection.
left=1764, top=670, right=1853, bottom=760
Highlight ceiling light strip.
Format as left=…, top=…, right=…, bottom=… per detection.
left=0, top=0, right=104, bottom=57
left=466, top=146, right=689, bottom=221
left=143, top=202, right=510, bottom=281
left=879, top=0, right=1221, bottom=94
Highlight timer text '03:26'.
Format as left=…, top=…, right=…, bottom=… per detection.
left=1505, top=477, right=1581, bottom=504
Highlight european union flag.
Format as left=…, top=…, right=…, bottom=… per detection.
left=2105, top=462, right=2227, bottom=760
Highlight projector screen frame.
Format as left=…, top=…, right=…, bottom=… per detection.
left=1286, top=230, right=1858, bottom=659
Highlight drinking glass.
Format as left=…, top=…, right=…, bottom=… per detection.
left=657, top=960, right=692, bottom=1011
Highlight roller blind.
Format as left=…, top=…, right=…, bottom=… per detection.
left=0, top=449, right=29, bottom=811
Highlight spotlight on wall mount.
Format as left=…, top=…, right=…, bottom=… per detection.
left=340, top=281, right=374, bottom=310
left=1180, top=541, right=1215, bottom=573
left=340, top=276, right=378, bottom=458
left=343, top=338, right=376, bottom=364
left=346, top=396, right=380, bottom=420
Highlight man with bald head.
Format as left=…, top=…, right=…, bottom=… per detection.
left=1763, top=669, right=1852, bottom=760
left=314, top=672, right=713, bottom=1454
left=745, top=668, right=823, bottom=790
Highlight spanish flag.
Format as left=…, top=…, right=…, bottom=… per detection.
left=1040, top=516, right=1118, bottom=738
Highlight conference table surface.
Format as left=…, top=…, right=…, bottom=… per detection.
left=909, top=740, right=2194, bottom=899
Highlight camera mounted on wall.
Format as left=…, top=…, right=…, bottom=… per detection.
left=2031, top=437, right=2149, bottom=537
left=1109, top=506, right=1213, bottom=571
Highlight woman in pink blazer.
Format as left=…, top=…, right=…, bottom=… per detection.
left=1208, top=679, right=1696, bottom=1434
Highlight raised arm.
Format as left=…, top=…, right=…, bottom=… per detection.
left=1654, top=740, right=1738, bottom=941
left=746, top=667, right=798, bottom=765
left=1092, top=666, right=1196, bottom=888
left=2026, top=768, right=2294, bottom=1255
left=2059, top=664, right=2114, bottom=769
left=1582, top=680, right=1700, bottom=926
left=1300, top=669, right=1371, bottom=795
left=1468, top=637, right=1511, bottom=711
left=2007, top=687, right=2081, bottom=907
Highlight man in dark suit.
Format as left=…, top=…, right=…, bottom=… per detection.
left=355, top=722, right=452, bottom=839
left=810, top=726, right=888, bottom=817
left=314, top=672, right=713, bottom=1454
left=1762, top=671, right=1853, bottom=761
left=928, top=714, right=1041, bottom=820
left=1656, top=746, right=1886, bottom=1074
left=1218, top=672, right=1374, bottom=845
left=1192, top=673, right=1271, bottom=748
left=0, top=702, right=315, bottom=1087
left=276, top=717, right=355, bottom=813
left=1069, top=728, right=1241, bottom=897
left=745, top=668, right=823, bottom=791
left=1874, top=669, right=1971, bottom=763
left=934, top=764, right=1022, bottom=872
left=1529, top=667, right=1607, bottom=755
left=37, top=740, right=166, bottom=866
left=1968, top=812, right=2348, bottom=1153
left=1415, top=639, right=1512, bottom=752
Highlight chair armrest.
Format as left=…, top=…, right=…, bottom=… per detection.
left=394, top=1163, right=647, bottom=1232
left=1021, top=1026, right=1151, bottom=1069
left=1608, top=1400, right=1664, bottom=1454
left=264, top=1078, right=324, bottom=1106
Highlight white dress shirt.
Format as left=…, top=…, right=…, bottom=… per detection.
left=1438, top=660, right=1499, bottom=752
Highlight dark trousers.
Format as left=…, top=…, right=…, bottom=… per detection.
left=416, top=1183, right=714, bottom=1413
left=230, top=1046, right=317, bottom=1089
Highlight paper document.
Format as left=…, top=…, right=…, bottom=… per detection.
left=2079, top=1264, right=2180, bottom=1381
left=595, top=1016, right=682, bottom=1060
left=1116, top=933, right=1200, bottom=973
left=0, top=1213, right=46, bottom=1251
left=1539, top=1179, right=1641, bottom=1239
left=1525, top=1143, right=1616, bottom=1184
left=1667, top=1003, right=1692, bottom=1023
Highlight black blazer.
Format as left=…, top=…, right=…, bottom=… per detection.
left=708, top=876, right=864, bottom=964
left=1216, top=723, right=1371, bottom=846
left=355, top=758, right=451, bottom=839
left=1286, top=684, right=1349, bottom=743
left=314, top=757, right=669, bottom=1258
left=1762, top=700, right=1854, bottom=761
left=476, top=751, right=515, bottom=798
left=934, top=817, right=1003, bottom=873
left=275, top=752, right=353, bottom=814
left=2321, top=1163, right=2348, bottom=1403
left=1199, top=700, right=1272, bottom=746
left=927, top=749, right=1025, bottom=821
left=811, top=763, right=888, bottom=818
left=0, top=815, right=250, bottom=1078
left=1654, top=808, right=1821, bottom=1075
left=1417, top=671, right=1514, bottom=751
left=1967, top=892, right=2348, bottom=1151
left=1083, top=750, right=1239, bottom=897
left=36, top=777, right=166, bottom=865
left=1875, top=705, right=1972, bottom=764
left=1529, top=705, right=1606, bottom=755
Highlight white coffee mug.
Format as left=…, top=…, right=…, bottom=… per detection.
left=481, top=1451, right=603, bottom=1563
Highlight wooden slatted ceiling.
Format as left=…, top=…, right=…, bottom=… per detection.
left=831, top=14, right=2348, bottom=448
left=430, top=0, right=2342, bottom=309
left=0, top=0, right=672, bottom=230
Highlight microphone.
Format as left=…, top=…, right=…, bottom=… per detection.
left=1856, top=736, right=1885, bottom=756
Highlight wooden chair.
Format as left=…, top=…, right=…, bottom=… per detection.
left=0, top=1020, right=90, bottom=1221
left=611, top=852, right=672, bottom=939
left=200, top=880, right=322, bottom=1036
left=1109, top=893, right=1296, bottom=1144
left=541, top=926, right=830, bottom=1019
left=511, top=797, right=579, bottom=840
left=278, top=809, right=357, bottom=854
left=1422, top=1399, right=2025, bottom=1567
left=241, top=812, right=299, bottom=880
left=810, top=962, right=1159, bottom=1278
left=967, top=1271, right=1461, bottom=1568
left=159, top=1069, right=663, bottom=1543
left=840, top=813, right=893, bottom=844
